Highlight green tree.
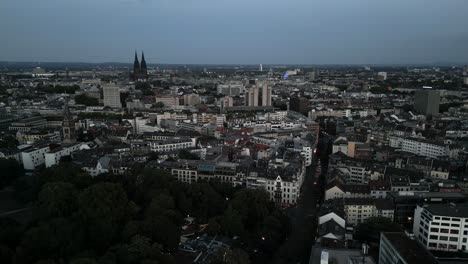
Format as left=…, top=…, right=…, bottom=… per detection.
left=221, top=206, right=245, bottom=238
left=355, top=216, right=402, bottom=242
left=75, top=94, right=99, bottom=106
left=40, top=163, right=93, bottom=190
left=0, top=217, right=23, bottom=248
left=78, top=183, right=135, bottom=252
left=37, top=182, right=77, bottom=219
left=212, top=248, right=251, bottom=264
left=0, top=158, right=23, bottom=188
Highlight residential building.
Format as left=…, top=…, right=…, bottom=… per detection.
left=413, top=203, right=468, bottom=252
left=103, top=85, right=121, bottom=108
left=21, top=141, right=51, bottom=170
left=44, top=142, right=87, bottom=168
left=414, top=89, right=440, bottom=116
left=344, top=198, right=394, bottom=226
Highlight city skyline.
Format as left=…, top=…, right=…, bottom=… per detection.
left=1, top=0, right=468, bottom=65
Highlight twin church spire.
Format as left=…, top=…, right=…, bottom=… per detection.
left=132, top=50, right=148, bottom=80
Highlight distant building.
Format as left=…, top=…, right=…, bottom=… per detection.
left=9, top=116, right=47, bottom=132
left=62, top=101, right=76, bottom=144
left=414, top=89, right=440, bottom=116
left=132, top=51, right=148, bottom=81
left=290, top=96, right=309, bottom=115
left=379, top=232, right=438, bottom=264
left=217, top=84, right=242, bottom=96
left=259, top=64, right=263, bottom=72
left=103, top=85, right=121, bottom=108
left=155, top=95, right=180, bottom=108
left=377, top=72, right=388, bottom=80
left=245, top=82, right=272, bottom=107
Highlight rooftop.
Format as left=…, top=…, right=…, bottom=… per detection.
left=381, top=232, right=438, bottom=264
left=424, top=203, right=468, bottom=218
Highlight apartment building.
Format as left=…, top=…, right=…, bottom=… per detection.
left=44, top=142, right=87, bottom=168
left=148, top=137, right=196, bottom=153
left=413, top=203, right=468, bottom=252
left=389, top=136, right=448, bottom=159
left=21, top=141, right=51, bottom=170
left=344, top=198, right=394, bottom=226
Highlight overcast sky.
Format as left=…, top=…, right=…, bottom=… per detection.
left=1, top=0, right=467, bottom=65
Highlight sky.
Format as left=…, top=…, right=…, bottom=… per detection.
left=1, top=0, right=468, bottom=65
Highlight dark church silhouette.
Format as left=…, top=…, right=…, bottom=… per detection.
left=132, top=51, right=148, bottom=81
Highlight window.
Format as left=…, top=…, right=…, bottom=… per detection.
left=430, top=228, right=439, bottom=232
left=440, top=229, right=449, bottom=234
left=450, top=230, right=459, bottom=234
left=429, top=235, right=438, bottom=240
left=440, top=236, right=448, bottom=241
left=449, top=237, right=458, bottom=242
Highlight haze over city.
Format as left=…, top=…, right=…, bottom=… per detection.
left=1, top=0, right=468, bottom=64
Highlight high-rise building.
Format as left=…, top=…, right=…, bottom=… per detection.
left=259, top=64, right=263, bottom=72
left=245, top=82, right=271, bottom=107
left=62, top=100, right=76, bottom=144
left=414, top=88, right=440, bottom=116
left=103, top=85, right=122, bottom=108
left=377, top=72, right=388, bottom=80
left=220, top=96, right=234, bottom=110
left=290, top=96, right=310, bottom=115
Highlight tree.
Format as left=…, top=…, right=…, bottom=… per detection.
left=0, top=217, right=23, bottom=248
left=178, top=149, right=199, bottom=160
left=37, top=182, right=77, bottom=219
left=221, top=206, right=245, bottom=238
left=154, top=102, right=164, bottom=108
left=75, top=94, right=99, bottom=106
left=0, top=158, right=23, bottom=188
left=69, top=258, right=98, bottom=264
left=40, top=163, right=93, bottom=190
left=78, top=183, right=135, bottom=251
left=20, top=217, right=84, bottom=261
left=212, top=248, right=251, bottom=264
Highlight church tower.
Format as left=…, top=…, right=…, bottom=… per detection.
left=62, top=99, right=76, bottom=144
left=140, top=51, right=148, bottom=76
left=133, top=51, right=140, bottom=78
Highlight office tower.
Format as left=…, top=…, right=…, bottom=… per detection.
left=245, top=82, right=271, bottom=107
left=259, top=64, right=263, bottom=72
left=378, top=72, right=388, bottom=80
left=290, top=96, right=310, bottom=115
left=220, top=96, right=234, bottom=110
left=103, top=85, right=122, bottom=108
left=62, top=100, right=76, bottom=143
left=414, top=88, right=440, bottom=116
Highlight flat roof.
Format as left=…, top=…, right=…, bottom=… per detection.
left=424, top=203, right=468, bottom=218
left=382, top=232, right=439, bottom=264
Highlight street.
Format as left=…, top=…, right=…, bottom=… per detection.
left=273, top=161, right=322, bottom=264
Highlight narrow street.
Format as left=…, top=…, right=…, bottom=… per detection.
left=273, top=160, right=322, bottom=264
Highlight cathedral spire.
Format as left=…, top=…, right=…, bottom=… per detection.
left=140, top=51, right=147, bottom=75
left=133, top=50, right=140, bottom=74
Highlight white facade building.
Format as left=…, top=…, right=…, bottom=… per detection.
left=389, top=136, right=448, bottom=159
left=21, top=143, right=50, bottom=170
left=413, top=204, right=468, bottom=252
left=149, top=138, right=196, bottom=153
left=44, top=143, right=88, bottom=168
left=103, top=85, right=121, bottom=108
